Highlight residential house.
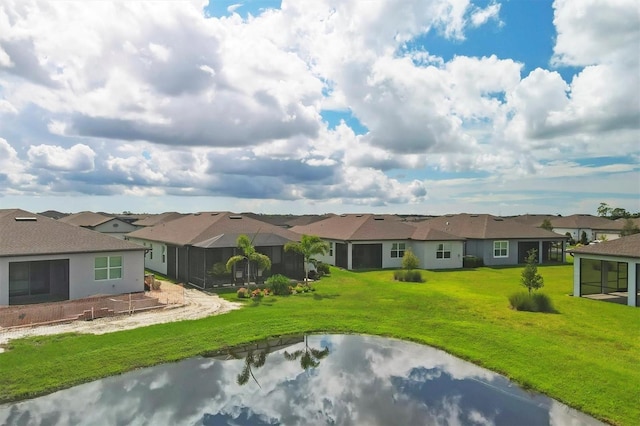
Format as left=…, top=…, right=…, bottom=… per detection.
left=0, top=209, right=145, bottom=305
left=509, top=214, right=624, bottom=242
left=59, top=211, right=138, bottom=239
left=290, top=214, right=465, bottom=270
left=571, top=233, right=640, bottom=307
left=126, top=212, right=305, bottom=287
left=420, top=214, right=567, bottom=266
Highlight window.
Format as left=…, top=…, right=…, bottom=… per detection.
left=95, top=256, right=123, bottom=280
left=391, top=242, right=406, bottom=258
left=149, top=244, right=153, bottom=260
left=162, top=246, right=166, bottom=263
left=436, top=243, right=451, bottom=259
left=493, top=241, right=508, bottom=258
left=329, top=242, right=333, bottom=256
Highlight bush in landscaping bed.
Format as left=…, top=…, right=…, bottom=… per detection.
left=393, top=269, right=424, bottom=283
left=316, top=262, right=330, bottom=276
left=237, top=287, right=248, bottom=298
left=509, top=291, right=555, bottom=313
left=266, top=274, right=292, bottom=295
left=463, top=256, right=484, bottom=268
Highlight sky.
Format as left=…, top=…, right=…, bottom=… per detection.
left=0, top=0, right=638, bottom=216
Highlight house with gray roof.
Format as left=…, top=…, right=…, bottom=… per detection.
left=290, top=214, right=465, bottom=270
left=509, top=214, right=624, bottom=242
left=127, top=212, right=305, bottom=287
left=131, top=212, right=185, bottom=228
left=421, top=214, right=567, bottom=266
left=0, top=209, right=145, bottom=305
left=59, top=211, right=138, bottom=239
left=571, top=233, right=640, bottom=307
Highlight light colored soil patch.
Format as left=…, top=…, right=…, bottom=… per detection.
left=0, top=281, right=242, bottom=352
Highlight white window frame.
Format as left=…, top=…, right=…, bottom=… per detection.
left=329, top=242, right=333, bottom=257
left=391, top=242, right=406, bottom=258
left=436, top=243, right=451, bottom=259
left=493, top=241, right=509, bottom=258
left=149, top=243, right=153, bottom=260
left=162, top=245, right=166, bottom=264
left=95, top=256, right=123, bottom=281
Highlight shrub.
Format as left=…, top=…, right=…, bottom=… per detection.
left=251, top=289, right=262, bottom=298
left=237, top=287, right=248, bottom=298
left=151, top=280, right=162, bottom=291
left=402, top=249, right=420, bottom=270
left=393, top=270, right=424, bottom=283
left=463, top=256, right=484, bottom=268
left=266, top=274, right=291, bottom=296
left=509, top=291, right=555, bottom=313
left=316, top=262, right=330, bottom=275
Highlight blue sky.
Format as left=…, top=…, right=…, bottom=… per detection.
left=0, top=0, right=638, bottom=216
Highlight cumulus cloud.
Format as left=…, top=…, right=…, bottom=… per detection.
left=27, top=143, right=96, bottom=172
left=0, top=0, right=637, bottom=213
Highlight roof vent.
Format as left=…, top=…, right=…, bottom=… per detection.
left=15, top=217, right=37, bottom=221
left=493, top=218, right=504, bottom=221
left=229, top=215, right=243, bottom=219
left=210, top=213, right=219, bottom=216
left=340, top=214, right=347, bottom=217
left=470, top=214, right=478, bottom=217
left=373, top=217, right=384, bottom=220
left=355, top=214, right=363, bottom=217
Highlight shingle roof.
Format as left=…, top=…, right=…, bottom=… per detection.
left=58, top=211, right=115, bottom=227
left=547, top=214, right=623, bottom=230
left=0, top=209, right=145, bottom=257
left=419, top=214, right=566, bottom=240
left=127, top=212, right=301, bottom=247
left=290, top=214, right=463, bottom=241
left=571, top=233, right=640, bottom=259
left=132, top=212, right=185, bottom=227
left=506, top=214, right=558, bottom=227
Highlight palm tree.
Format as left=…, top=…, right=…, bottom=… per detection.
left=283, top=335, right=330, bottom=370
left=236, top=348, right=268, bottom=388
left=226, top=234, right=271, bottom=286
left=284, top=234, right=330, bottom=283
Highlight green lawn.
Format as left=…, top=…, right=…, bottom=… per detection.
left=1, top=264, right=638, bottom=425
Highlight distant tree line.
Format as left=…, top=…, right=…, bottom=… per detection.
left=596, top=203, right=640, bottom=220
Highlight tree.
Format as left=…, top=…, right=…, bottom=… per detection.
left=284, top=235, right=330, bottom=283
left=621, top=219, right=640, bottom=237
left=402, top=249, right=419, bottom=270
left=597, top=202, right=611, bottom=218
left=226, top=234, right=271, bottom=286
left=580, top=231, right=588, bottom=245
left=521, top=249, right=544, bottom=295
left=540, top=218, right=553, bottom=231
left=564, top=232, right=575, bottom=246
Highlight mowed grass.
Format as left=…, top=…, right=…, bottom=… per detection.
left=1, top=264, right=639, bottom=425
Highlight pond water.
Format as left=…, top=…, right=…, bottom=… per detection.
left=0, top=334, right=605, bottom=426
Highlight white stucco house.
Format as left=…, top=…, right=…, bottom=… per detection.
left=58, top=211, right=139, bottom=239
left=0, top=209, right=146, bottom=306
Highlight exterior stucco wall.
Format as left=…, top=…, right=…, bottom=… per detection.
left=465, top=239, right=519, bottom=266
left=127, top=237, right=168, bottom=275
left=0, top=251, right=144, bottom=305
left=314, top=239, right=338, bottom=266
left=412, top=241, right=464, bottom=270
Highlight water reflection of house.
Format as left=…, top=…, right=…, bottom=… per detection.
left=126, top=212, right=305, bottom=288
left=571, top=233, right=639, bottom=307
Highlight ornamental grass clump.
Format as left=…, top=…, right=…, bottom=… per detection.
left=266, top=274, right=292, bottom=296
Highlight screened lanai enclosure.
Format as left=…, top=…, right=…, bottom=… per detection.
left=165, top=234, right=305, bottom=289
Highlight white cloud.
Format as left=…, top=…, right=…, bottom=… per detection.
left=27, top=143, right=96, bottom=172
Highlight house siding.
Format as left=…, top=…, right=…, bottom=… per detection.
left=127, top=237, right=168, bottom=275
left=0, top=251, right=144, bottom=305
left=413, top=241, right=464, bottom=270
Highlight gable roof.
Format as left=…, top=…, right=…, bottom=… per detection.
left=0, top=209, right=145, bottom=257
left=571, top=233, right=640, bottom=259
left=127, top=212, right=301, bottom=247
left=58, top=211, right=116, bottom=227
left=507, top=214, right=558, bottom=227
left=420, top=214, right=565, bottom=240
left=290, top=214, right=463, bottom=242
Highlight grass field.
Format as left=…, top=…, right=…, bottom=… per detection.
left=1, top=264, right=638, bottom=425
